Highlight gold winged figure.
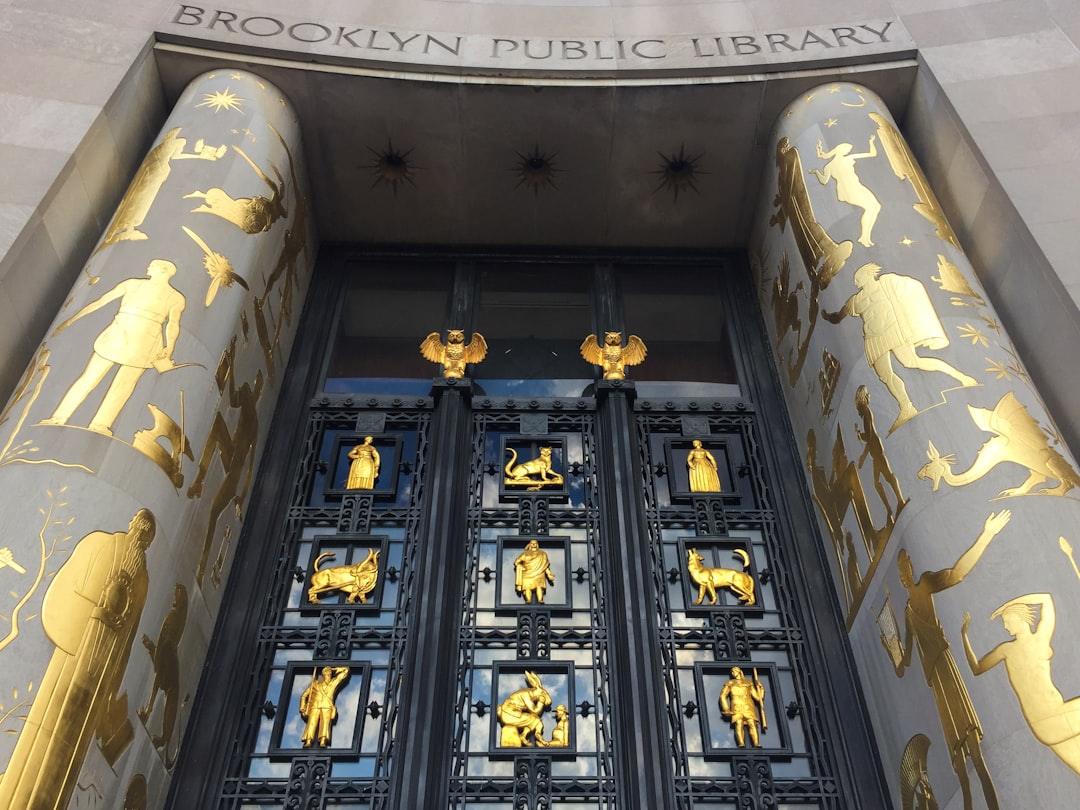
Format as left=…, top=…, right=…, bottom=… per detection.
left=419, top=329, right=487, bottom=378
left=580, top=332, right=647, bottom=380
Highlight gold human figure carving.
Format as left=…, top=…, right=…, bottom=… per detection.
left=823, top=262, right=977, bottom=431
left=346, top=437, right=381, bottom=490
left=687, top=440, right=722, bottom=492
left=43, top=260, right=187, bottom=435
left=769, top=137, right=853, bottom=288
left=308, top=549, right=380, bottom=604
left=132, top=403, right=194, bottom=488
left=138, top=583, right=188, bottom=760
left=299, top=666, right=350, bottom=747
left=0, top=546, right=26, bottom=574
left=854, top=386, right=908, bottom=524
left=96, top=127, right=225, bottom=253
left=544, top=704, right=570, bottom=747
left=770, top=253, right=804, bottom=359
left=187, top=370, right=264, bottom=586
left=420, top=329, right=488, bottom=378
left=870, top=112, right=961, bottom=250
left=819, top=348, right=841, bottom=416
left=497, top=670, right=552, bottom=747
left=182, top=226, right=250, bottom=306
left=918, top=392, right=1079, bottom=497
left=882, top=510, right=1011, bottom=810
left=184, top=146, right=287, bottom=234
left=807, top=426, right=880, bottom=563
left=687, top=548, right=755, bottom=606
left=962, top=592, right=1080, bottom=775
left=504, top=446, right=563, bottom=490
left=932, top=254, right=985, bottom=308
left=514, top=540, right=554, bottom=604
left=719, top=666, right=767, bottom=748
left=580, top=332, right=647, bottom=380
left=808, top=136, right=882, bottom=247
left=0, top=509, right=157, bottom=810
left=900, top=734, right=940, bottom=810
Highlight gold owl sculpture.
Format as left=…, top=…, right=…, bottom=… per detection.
left=580, top=332, right=647, bottom=380
left=420, top=329, right=488, bottom=378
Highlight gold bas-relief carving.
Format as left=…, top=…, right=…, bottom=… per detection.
left=546, top=704, right=570, bottom=747
left=420, top=329, right=488, bottom=379
left=963, top=592, right=1080, bottom=775
left=182, top=226, right=250, bottom=306
left=497, top=670, right=552, bottom=748
left=43, top=260, right=188, bottom=436
left=769, top=137, right=853, bottom=288
left=580, top=331, right=647, bottom=380
left=932, top=254, right=985, bottom=308
left=918, top=392, right=1079, bottom=497
left=96, top=128, right=225, bottom=253
left=0, top=546, right=26, bottom=575
left=687, top=548, right=755, bottom=606
left=870, top=112, right=961, bottom=250
left=505, top=446, right=564, bottom=490
left=823, top=262, right=977, bottom=431
left=132, top=403, right=194, bottom=488
left=770, top=253, right=804, bottom=360
left=185, top=146, right=287, bottom=234
left=855, top=386, right=909, bottom=524
left=900, top=734, right=940, bottom=810
left=719, top=666, right=767, bottom=748
left=687, top=440, right=722, bottom=493
left=124, top=774, right=148, bottom=810
left=308, top=549, right=380, bottom=605
left=0, top=509, right=157, bottom=810
left=1061, top=537, right=1080, bottom=583
left=514, top=539, right=554, bottom=604
left=138, top=583, right=188, bottom=765
left=807, top=426, right=879, bottom=573
left=299, top=666, right=350, bottom=747
left=345, top=436, right=380, bottom=490
left=808, top=136, right=882, bottom=247
left=881, top=510, right=1011, bottom=810
left=819, top=348, right=841, bottom=416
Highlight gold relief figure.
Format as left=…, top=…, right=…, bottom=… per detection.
left=131, top=403, right=194, bottom=488
left=345, top=436, right=380, bottom=490
left=807, top=426, right=880, bottom=563
left=687, top=547, right=756, bottom=606
left=544, top=704, right=570, bottom=747
left=184, top=146, right=287, bottom=234
left=962, top=592, right=1080, bottom=775
left=883, top=510, right=1012, bottom=810
left=0, top=509, right=157, bottom=810
left=687, top=440, right=722, bottom=492
left=855, top=386, right=909, bottom=524
left=420, top=329, right=488, bottom=378
left=819, top=348, right=841, bottom=416
left=187, top=370, right=264, bottom=586
left=870, top=112, right=961, bottom=250
left=97, top=128, right=226, bottom=252
left=770, top=253, right=804, bottom=360
left=580, top=332, right=647, bottom=380
left=808, top=136, right=882, bottom=247
left=182, top=226, right=250, bottom=306
left=138, top=583, right=188, bottom=761
left=932, top=254, right=985, bottom=308
left=514, top=540, right=554, bottom=604
left=497, top=670, right=552, bottom=747
left=768, top=137, right=853, bottom=289
left=505, top=446, right=564, bottom=490
left=719, top=666, right=767, bottom=748
left=308, top=549, right=380, bottom=605
left=900, top=734, right=940, bottom=810
left=0, top=546, right=26, bottom=575
left=918, top=392, right=1079, bottom=498
left=43, top=260, right=187, bottom=436
left=299, top=666, right=350, bottom=747
left=823, top=262, right=977, bottom=431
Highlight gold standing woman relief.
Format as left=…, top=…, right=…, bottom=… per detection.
left=808, top=136, right=882, bottom=247
left=420, top=329, right=488, bottom=378
left=719, top=667, right=767, bottom=748
left=299, top=666, right=350, bottom=747
left=687, top=440, right=722, bottom=493
left=346, top=436, right=380, bottom=490
left=580, top=332, right=647, bottom=380
left=514, top=539, right=554, bottom=604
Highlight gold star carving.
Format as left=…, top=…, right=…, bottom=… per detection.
left=900, top=236, right=915, bottom=246
left=785, top=110, right=793, bottom=117
left=197, top=87, right=245, bottom=113
left=805, top=94, right=815, bottom=102
left=231, top=73, right=244, bottom=80
left=828, top=86, right=841, bottom=93
left=825, top=118, right=838, bottom=128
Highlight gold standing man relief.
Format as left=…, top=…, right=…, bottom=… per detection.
left=881, top=510, right=1012, bottom=810
left=420, top=329, right=488, bottom=379
left=299, top=666, right=350, bottom=747
left=687, top=548, right=755, bottom=606
left=514, top=540, right=554, bottom=604
left=138, top=583, right=187, bottom=762
left=687, top=440, right=722, bottom=492
left=346, top=436, right=380, bottom=490
left=823, top=262, right=977, bottom=431
left=808, top=136, right=882, bottom=247
left=963, top=592, right=1080, bottom=775
left=580, top=332, right=647, bottom=380
left=308, top=549, right=380, bottom=605
left=855, top=385, right=908, bottom=525
left=505, top=446, right=563, bottom=490
left=719, top=666, right=767, bottom=748
left=0, top=510, right=157, bottom=810
left=43, top=260, right=187, bottom=436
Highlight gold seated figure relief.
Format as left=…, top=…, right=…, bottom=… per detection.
left=308, top=549, right=380, bottom=605
left=497, top=671, right=551, bottom=747
left=504, top=447, right=564, bottom=490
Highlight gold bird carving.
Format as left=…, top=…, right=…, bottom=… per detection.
left=419, top=329, right=488, bottom=378
left=580, top=331, right=647, bottom=380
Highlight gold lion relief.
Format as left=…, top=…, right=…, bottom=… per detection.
left=504, top=446, right=564, bottom=490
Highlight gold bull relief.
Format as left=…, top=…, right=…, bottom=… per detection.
left=687, top=548, right=755, bottom=606
left=505, top=447, right=564, bottom=490
left=918, top=392, right=1079, bottom=497
left=308, top=549, right=380, bottom=605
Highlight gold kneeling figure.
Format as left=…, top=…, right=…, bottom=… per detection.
left=308, top=549, right=380, bottom=604
left=497, top=671, right=551, bottom=747
left=687, top=548, right=756, bottom=606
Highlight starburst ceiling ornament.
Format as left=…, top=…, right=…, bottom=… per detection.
left=364, top=140, right=418, bottom=194
left=651, top=145, right=706, bottom=202
left=196, top=87, right=245, bottom=113
left=511, top=145, right=560, bottom=195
